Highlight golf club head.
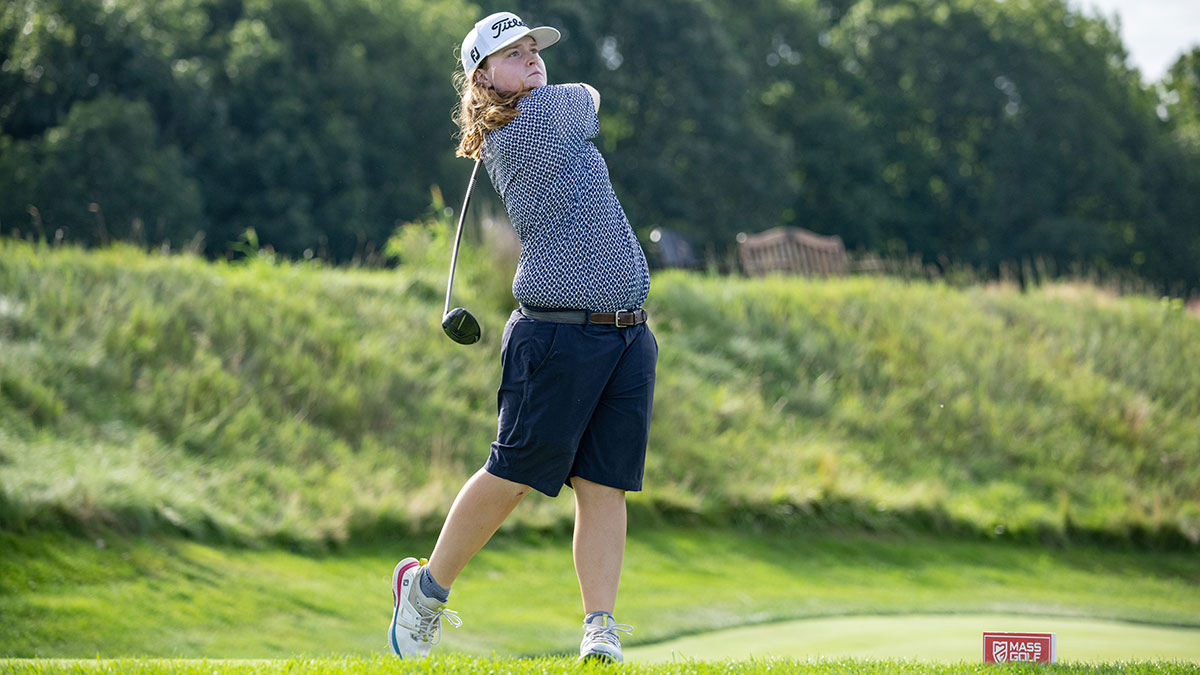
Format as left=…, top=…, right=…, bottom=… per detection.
left=442, top=307, right=481, bottom=345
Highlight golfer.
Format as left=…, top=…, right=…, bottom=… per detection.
left=387, top=10, right=657, bottom=663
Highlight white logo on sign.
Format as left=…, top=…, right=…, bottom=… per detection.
left=995, top=639, right=1043, bottom=662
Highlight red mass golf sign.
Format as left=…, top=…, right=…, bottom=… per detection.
left=983, top=632, right=1057, bottom=663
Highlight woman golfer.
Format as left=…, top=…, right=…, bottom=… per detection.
left=387, top=10, right=657, bottom=663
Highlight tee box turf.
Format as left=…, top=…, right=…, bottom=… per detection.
left=983, top=631, right=1057, bottom=663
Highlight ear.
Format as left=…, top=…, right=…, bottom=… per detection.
left=473, top=65, right=491, bottom=89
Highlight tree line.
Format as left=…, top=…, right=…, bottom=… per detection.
left=2, top=0, right=1199, bottom=291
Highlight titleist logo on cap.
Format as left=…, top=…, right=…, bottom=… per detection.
left=491, top=17, right=526, bottom=38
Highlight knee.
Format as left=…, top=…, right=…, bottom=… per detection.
left=573, top=477, right=625, bottom=503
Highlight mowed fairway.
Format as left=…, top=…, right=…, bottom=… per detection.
left=4, top=528, right=1199, bottom=660
left=627, top=614, right=1200, bottom=663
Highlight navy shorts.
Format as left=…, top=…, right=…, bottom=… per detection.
left=485, top=308, right=658, bottom=497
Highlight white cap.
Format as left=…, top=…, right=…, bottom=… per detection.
left=461, top=11, right=561, bottom=77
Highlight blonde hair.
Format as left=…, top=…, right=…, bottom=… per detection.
left=452, top=63, right=531, bottom=159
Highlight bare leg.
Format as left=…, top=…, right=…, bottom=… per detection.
left=572, top=476, right=627, bottom=615
left=426, top=468, right=532, bottom=587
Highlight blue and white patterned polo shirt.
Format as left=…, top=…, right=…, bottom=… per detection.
left=481, top=84, right=650, bottom=312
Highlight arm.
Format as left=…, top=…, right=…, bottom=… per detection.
left=580, top=83, right=600, bottom=112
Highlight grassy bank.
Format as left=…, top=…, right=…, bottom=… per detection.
left=1, top=239, right=1198, bottom=547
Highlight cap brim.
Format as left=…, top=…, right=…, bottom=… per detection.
left=526, top=26, right=561, bottom=50
left=487, top=25, right=561, bottom=60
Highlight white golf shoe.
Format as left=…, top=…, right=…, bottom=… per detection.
left=579, top=612, right=633, bottom=662
left=388, top=557, right=461, bottom=658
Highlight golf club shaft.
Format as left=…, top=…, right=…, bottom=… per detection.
left=444, top=158, right=483, bottom=316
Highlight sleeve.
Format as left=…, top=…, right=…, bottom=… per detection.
left=580, top=83, right=601, bottom=112
left=489, top=84, right=598, bottom=185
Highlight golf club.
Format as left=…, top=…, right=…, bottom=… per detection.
left=441, top=158, right=483, bottom=345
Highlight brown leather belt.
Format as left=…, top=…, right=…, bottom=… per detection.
left=519, top=305, right=648, bottom=328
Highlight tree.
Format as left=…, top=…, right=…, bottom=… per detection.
left=1, top=0, right=477, bottom=260
left=727, top=0, right=896, bottom=251
left=1143, top=48, right=1200, bottom=291
left=1, top=0, right=200, bottom=241
left=2, top=0, right=1198, bottom=291
left=833, top=0, right=1165, bottom=278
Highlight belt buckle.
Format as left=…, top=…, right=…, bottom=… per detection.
left=613, top=309, right=629, bottom=327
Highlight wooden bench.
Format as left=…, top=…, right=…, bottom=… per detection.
left=738, top=227, right=847, bottom=277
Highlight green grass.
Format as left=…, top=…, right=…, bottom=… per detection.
left=2, top=527, right=1198, bottom=659
left=4, top=239, right=1200, bottom=669
left=1, top=238, right=1198, bottom=548
left=628, top=615, right=1200, bottom=663
left=2, top=655, right=1199, bottom=674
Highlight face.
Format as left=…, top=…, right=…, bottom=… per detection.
left=474, top=36, right=546, bottom=95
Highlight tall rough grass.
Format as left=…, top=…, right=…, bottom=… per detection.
left=0, top=238, right=1197, bottom=547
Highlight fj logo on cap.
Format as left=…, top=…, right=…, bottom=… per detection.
left=470, top=46, right=480, bottom=63
left=491, top=17, right=526, bottom=38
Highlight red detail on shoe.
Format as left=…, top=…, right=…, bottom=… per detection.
left=395, top=560, right=419, bottom=596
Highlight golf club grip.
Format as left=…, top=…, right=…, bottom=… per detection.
left=444, top=159, right=483, bottom=316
